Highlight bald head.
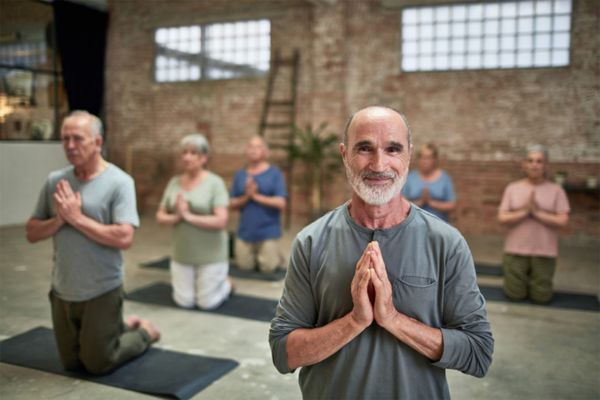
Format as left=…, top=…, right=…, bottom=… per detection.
left=247, top=135, right=269, bottom=163
left=343, top=106, right=412, bottom=147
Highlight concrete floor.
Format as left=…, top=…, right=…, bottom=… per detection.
left=1, top=216, right=599, bottom=400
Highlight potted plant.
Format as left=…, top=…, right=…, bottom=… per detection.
left=287, top=123, right=341, bottom=219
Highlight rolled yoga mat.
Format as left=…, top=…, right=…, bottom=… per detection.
left=126, top=282, right=279, bottom=322
left=0, top=326, right=238, bottom=400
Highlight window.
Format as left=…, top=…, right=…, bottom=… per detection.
left=0, top=1, right=68, bottom=141
left=401, top=0, right=572, bottom=72
left=154, top=19, right=271, bottom=82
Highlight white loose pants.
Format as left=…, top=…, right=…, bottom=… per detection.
left=170, top=260, right=231, bottom=310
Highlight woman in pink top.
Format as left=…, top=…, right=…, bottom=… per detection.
left=498, top=145, right=570, bottom=303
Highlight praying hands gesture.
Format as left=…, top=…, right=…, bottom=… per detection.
left=287, top=240, right=443, bottom=370
left=350, top=242, right=399, bottom=330
left=175, top=192, right=190, bottom=219
left=53, top=180, right=83, bottom=225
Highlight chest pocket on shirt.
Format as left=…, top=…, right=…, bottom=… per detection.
left=392, top=275, right=439, bottom=324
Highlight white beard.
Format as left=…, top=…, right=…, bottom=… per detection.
left=345, top=162, right=408, bottom=206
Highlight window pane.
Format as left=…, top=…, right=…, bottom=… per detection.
left=534, top=50, right=551, bottom=65
left=537, top=16, right=552, bottom=32
left=451, top=38, right=466, bottom=53
left=518, top=18, right=534, bottom=33
left=501, top=36, right=516, bottom=51
left=436, top=23, right=450, bottom=38
left=467, top=53, right=482, bottom=68
left=467, top=37, right=482, bottom=52
left=553, top=32, right=570, bottom=48
left=501, top=18, right=517, bottom=34
left=537, top=1, right=553, bottom=14
left=468, top=21, right=482, bottom=35
left=517, top=35, right=534, bottom=50
left=554, top=0, right=572, bottom=14
left=551, top=49, right=569, bottom=66
left=402, top=56, right=418, bottom=71
left=499, top=52, right=515, bottom=67
left=434, top=54, right=449, bottom=69
left=453, top=5, right=467, bottom=20
left=403, top=25, right=418, bottom=40
left=468, top=4, right=484, bottom=20
left=421, top=40, right=434, bottom=54
left=484, top=36, right=499, bottom=52
left=483, top=53, right=499, bottom=67
left=435, top=6, right=450, bottom=22
left=403, top=9, right=418, bottom=24
left=484, top=4, right=500, bottom=18
left=554, top=15, right=571, bottom=31
left=420, top=8, right=434, bottom=23
left=420, top=24, right=434, bottom=39
left=516, top=51, right=533, bottom=67
left=501, top=2, right=517, bottom=17
left=452, top=22, right=467, bottom=36
left=484, top=21, right=499, bottom=35
left=519, top=1, right=535, bottom=16
left=535, top=34, right=552, bottom=49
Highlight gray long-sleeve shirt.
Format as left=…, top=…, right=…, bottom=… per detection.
left=269, top=204, right=493, bottom=400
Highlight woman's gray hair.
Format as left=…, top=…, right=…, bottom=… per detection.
left=181, top=133, right=210, bottom=154
left=526, top=144, right=549, bottom=161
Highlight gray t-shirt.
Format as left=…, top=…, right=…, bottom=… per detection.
left=269, top=203, right=493, bottom=400
left=32, top=164, right=140, bottom=302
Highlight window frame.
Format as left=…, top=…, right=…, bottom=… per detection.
left=400, top=0, right=574, bottom=73
left=153, top=18, right=272, bottom=83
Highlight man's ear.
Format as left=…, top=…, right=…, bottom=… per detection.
left=339, top=142, right=347, bottom=160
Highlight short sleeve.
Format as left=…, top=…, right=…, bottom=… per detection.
left=31, top=178, right=51, bottom=220
left=212, top=176, right=229, bottom=208
left=112, top=177, right=140, bottom=227
left=555, top=187, right=570, bottom=214
left=273, top=168, right=288, bottom=197
left=498, top=184, right=512, bottom=212
left=444, top=172, right=456, bottom=201
left=230, top=170, right=245, bottom=197
left=159, top=177, right=176, bottom=209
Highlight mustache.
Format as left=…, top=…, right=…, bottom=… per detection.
left=360, top=171, right=397, bottom=180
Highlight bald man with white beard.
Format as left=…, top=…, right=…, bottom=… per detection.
left=269, top=106, right=493, bottom=399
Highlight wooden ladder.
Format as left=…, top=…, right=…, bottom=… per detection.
left=258, top=49, right=300, bottom=228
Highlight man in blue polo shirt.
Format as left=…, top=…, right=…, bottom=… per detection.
left=230, top=136, right=287, bottom=273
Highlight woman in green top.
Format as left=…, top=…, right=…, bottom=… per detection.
left=156, top=134, right=231, bottom=309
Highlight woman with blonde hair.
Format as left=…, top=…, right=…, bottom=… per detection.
left=402, top=143, right=456, bottom=222
left=156, top=133, right=231, bottom=309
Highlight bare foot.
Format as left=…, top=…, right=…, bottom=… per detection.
left=139, top=319, right=161, bottom=343
left=125, top=315, right=141, bottom=330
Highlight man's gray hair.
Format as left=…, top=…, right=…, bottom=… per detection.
left=526, top=144, right=549, bottom=161
left=64, top=110, right=103, bottom=138
left=181, top=133, right=210, bottom=154
left=343, top=106, right=412, bottom=147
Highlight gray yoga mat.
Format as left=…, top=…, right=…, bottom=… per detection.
left=126, top=282, right=279, bottom=322
left=479, top=285, right=600, bottom=312
left=0, top=326, right=238, bottom=400
left=139, top=256, right=286, bottom=281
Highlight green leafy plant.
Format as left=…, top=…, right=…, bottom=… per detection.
left=287, top=123, right=342, bottom=219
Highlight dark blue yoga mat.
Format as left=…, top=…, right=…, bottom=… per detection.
left=0, top=326, right=238, bottom=400
left=126, top=282, right=279, bottom=322
left=475, top=262, right=503, bottom=276
left=479, top=285, right=600, bottom=312
left=140, top=256, right=286, bottom=281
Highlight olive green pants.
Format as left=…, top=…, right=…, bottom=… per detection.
left=502, top=253, right=557, bottom=304
left=49, top=285, right=150, bottom=375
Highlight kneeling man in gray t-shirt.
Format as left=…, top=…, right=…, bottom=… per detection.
left=26, top=110, right=160, bottom=375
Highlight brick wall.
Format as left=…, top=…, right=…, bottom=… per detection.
left=105, top=0, right=599, bottom=237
